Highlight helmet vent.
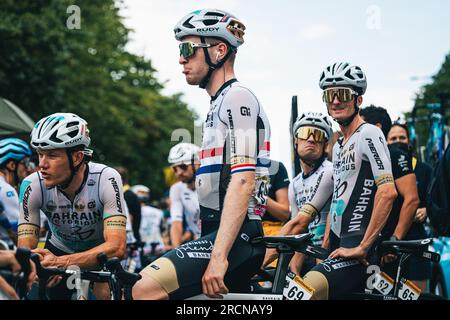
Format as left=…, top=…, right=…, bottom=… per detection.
left=205, top=11, right=224, bottom=17
left=183, top=16, right=195, bottom=29
left=49, top=132, right=63, bottom=143
left=203, top=19, right=219, bottom=26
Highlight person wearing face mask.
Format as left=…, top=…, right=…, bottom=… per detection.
left=387, top=123, right=433, bottom=292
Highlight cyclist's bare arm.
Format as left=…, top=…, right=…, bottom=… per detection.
left=40, top=217, right=127, bottom=269
left=202, top=171, right=255, bottom=297
left=393, top=173, right=420, bottom=239
left=170, top=220, right=184, bottom=247
left=266, top=187, right=289, bottom=222
left=322, top=213, right=330, bottom=250
left=263, top=211, right=312, bottom=268
left=210, top=170, right=255, bottom=262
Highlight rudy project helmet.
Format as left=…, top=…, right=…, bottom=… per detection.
left=0, top=138, right=32, bottom=166
left=174, top=9, right=245, bottom=48
left=319, top=62, right=367, bottom=95
left=293, top=112, right=333, bottom=141
left=168, top=143, right=200, bottom=166
left=31, top=113, right=91, bottom=153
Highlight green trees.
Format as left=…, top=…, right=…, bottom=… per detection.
left=407, top=53, right=450, bottom=160
left=0, top=0, right=197, bottom=197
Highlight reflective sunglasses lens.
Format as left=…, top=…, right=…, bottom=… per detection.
left=323, top=88, right=353, bottom=103
left=179, top=42, right=195, bottom=59
left=296, top=127, right=327, bottom=142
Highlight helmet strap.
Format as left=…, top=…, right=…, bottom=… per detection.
left=299, top=154, right=326, bottom=177
left=58, top=149, right=84, bottom=190
left=199, top=36, right=233, bottom=89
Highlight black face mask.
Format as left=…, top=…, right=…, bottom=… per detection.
left=390, top=142, right=411, bottom=154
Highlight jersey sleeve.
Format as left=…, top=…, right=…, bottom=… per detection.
left=389, top=146, right=413, bottom=180
left=1, top=185, right=20, bottom=230
left=0, top=200, right=11, bottom=229
left=99, top=167, right=127, bottom=231
left=288, top=181, right=298, bottom=218
left=358, top=125, right=395, bottom=187
left=169, top=183, right=184, bottom=222
left=218, top=86, right=262, bottom=174
left=299, top=164, right=334, bottom=219
left=18, top=173, right=42, bottom=228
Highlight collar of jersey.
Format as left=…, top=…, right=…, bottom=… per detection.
left=337, top=122, right=367, bottom=148
left=210, top=78, right=238, bottom=102
left=302, top=156, right=326, bottom=179
left=57, top=163, right=90, bottom=199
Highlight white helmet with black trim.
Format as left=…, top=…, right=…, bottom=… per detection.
left=319, top=62, right=367, bottom=95
left=293, top=112, right=333, bottom=141
left=131, top=184, right=150, bottom=202
left=168, top=143, right=200, bottom=166
left=31, top=113, right=91, bottom=154
left=174, top=9, right=245, bottom=48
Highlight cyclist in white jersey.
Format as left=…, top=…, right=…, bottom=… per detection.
left=17, top=113, right=127, bottom=299
left=131, top=185, right=164, bottom=252
left=299, top=63, right=398, bottom=300
left=263, top=112, right=334, bottom=275
left=133, top=9, right=271, bottom=300
left=167, top=143, right=201, bottom=247
left=0, top=138, right=33, bottom=247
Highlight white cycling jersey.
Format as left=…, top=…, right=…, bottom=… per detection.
left=18, top=162, right=127, bottom=253
left=289, top=158, right=333, bottom=246
left=0, top=175, right=19, bottom=240
left=330, top=123, right=394, bottom=249
left=169, top=181, right=200, bottom=238
left=140, top=205, right=164, bottom=250
left=196, top=79, right=271, bottom=222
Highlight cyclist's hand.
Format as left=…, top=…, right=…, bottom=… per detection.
left=414, top=208, right=427, bottom=223
left=262, top=248, right=277, bottom=268
left=0, top=275, right=19, bottom=300
left=32, top=248, right=59, bottom=268
left=0, top=250, right=21, bottom=272
left=202, top=257, right=229, bottom=299
left=329, top=246, right=369, bottom=266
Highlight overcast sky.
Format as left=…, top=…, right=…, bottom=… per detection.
left=120, top=0, right=450, bottom=177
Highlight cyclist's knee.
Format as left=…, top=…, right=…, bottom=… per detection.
left=303, top=271, right=329, bottom=300
left=133, top=257, right=178, bottom=300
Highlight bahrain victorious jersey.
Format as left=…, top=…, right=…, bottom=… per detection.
left=18, top=162, right=127, bottom=253
left=196, top=79, right=271, bottom=222
left=330, top=123, right=394, bottom=249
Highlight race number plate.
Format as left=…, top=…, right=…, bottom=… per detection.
left=373, top=272, right=394, bottom=295
left=398, top=278, right=421, bottom=300
left=283, top=272, right=315, bottom=300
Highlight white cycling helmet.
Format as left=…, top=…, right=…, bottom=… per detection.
left=293, top=112, right=333, bottom=141
left=319, top=62, right=367, bottom=95
left=174, top=9, right=245, bottom=48
left=168, top=143, right=200, bottom=166
left=131, top=185, right=150, bottom=202
left=31, top=113, right=91, bottom=152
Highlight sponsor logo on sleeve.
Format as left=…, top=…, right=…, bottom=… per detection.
left=108, top=177, right=123, bottom=213
left=22, top=185, right=32, bottom=222
left=365, top=138, right=384, bottom=170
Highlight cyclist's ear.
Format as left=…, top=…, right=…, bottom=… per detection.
left=5, top=160, right=17, bottom=171
left=356, top=95, right=363, bottom=107
left=72, top=150, right=85, bottom=167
